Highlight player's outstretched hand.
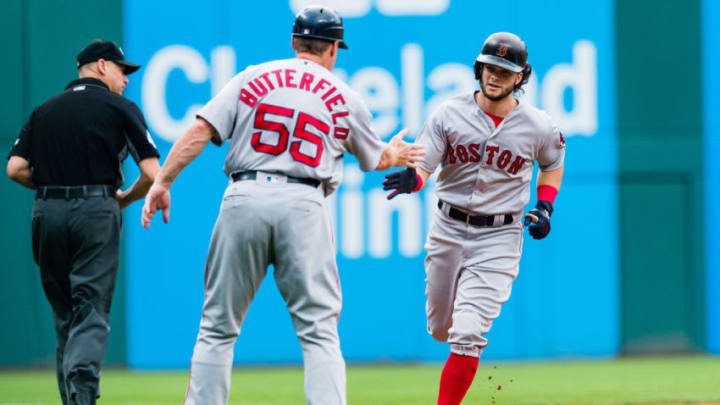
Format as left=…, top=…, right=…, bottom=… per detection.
left=141, top=182, right=171, bottom=229
left=389, top=129, right=425, bottom=168
left=523, top=200, right=553, bottom=239
left=383, top=168, right=418, bottom=200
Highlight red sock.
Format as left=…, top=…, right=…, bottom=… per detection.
left=437, top=353, right=479, bottom=405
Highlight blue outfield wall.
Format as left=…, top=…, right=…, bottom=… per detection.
left=704, top=0, right=720, bottom=354
left=122, top=0, right=617, bottom=368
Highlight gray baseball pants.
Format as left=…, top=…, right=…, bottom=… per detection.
left=424, top=206, right=523, bottom=358
left=184, top=178, right=345, bottom=405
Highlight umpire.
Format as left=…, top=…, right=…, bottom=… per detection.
left=6, top=39, right=159, bottom=405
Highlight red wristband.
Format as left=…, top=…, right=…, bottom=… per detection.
left=412, top=173, right=424, bottom=193
left=537, top=185, right=558, bottom=204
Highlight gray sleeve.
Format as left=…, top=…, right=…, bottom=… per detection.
left=343, top=100, right=385, bottom=172
left=416, top=107, right=446, bottom=174
left=537, top=124, right=566, bottom=172
left=196, top=72, right=246, bottom=145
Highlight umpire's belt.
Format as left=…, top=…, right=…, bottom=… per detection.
left=231, top=171, right=320, bottom=188
left=437, top=200, right=513, bottom=227
left=36, top=185, right=115, bottom=200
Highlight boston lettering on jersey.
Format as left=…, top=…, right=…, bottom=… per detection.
left=447, top=143, right=526, bottom=175
left=237, top=68, right=350, bottom=139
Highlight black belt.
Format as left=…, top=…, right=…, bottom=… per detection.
left=36, top=185, right=115, bottom=200
left=231, top=171, right=320, bottom=188
left=438, top=200, right=513, bottom=227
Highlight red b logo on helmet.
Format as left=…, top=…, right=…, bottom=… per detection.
left=497, top=43, right=508, bottom=57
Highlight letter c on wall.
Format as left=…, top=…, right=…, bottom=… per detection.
left=142, top=45, right=209, bottom=143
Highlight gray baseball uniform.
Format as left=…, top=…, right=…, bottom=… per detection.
left=417, top=92, right=565, bottom=358
left=184, top=58, right=385, bottom=405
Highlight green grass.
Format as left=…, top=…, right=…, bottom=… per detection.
left=1, top=356, right=720, bottom=404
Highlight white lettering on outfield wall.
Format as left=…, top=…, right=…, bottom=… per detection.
left=141, top=41, right=599, bottom=142
left=541, top=40, right=597, bottom=136
left=142, top=45, right=234, bottom=142
left=325, top=163, right=439, bottom=258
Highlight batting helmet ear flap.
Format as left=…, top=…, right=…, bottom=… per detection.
left=473, top=61, right=483, bottom=80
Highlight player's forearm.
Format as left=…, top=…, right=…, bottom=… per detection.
left=537, top=166, right=563, bottom=190
left=534, top=165, right=563, bottom=205
left=155, top=119, right=214, bottom=188
left=415, top=168, right=431, bottom=191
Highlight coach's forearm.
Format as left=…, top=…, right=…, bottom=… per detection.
left=375, top=143, right=396, bottom=171
left=155, top=118, right=214, bottom=188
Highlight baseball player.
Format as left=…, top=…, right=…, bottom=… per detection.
left=141, top=5, right=424, bottom=405
left=383, top=32, right=565, bottom=405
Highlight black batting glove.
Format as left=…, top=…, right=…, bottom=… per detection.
left=523, top=200, right=553, bottom=240
left=383, top=168, right=418, bottom=200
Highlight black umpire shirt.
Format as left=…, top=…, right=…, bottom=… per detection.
left=8, top=77, right=159, bottom=188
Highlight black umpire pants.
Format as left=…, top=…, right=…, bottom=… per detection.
left=31, top=187, right=121, bottom=405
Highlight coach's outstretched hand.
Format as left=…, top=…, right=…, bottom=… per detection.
left=375, top=129, right=425, bottom=171
left=141, top=182, right=171, bottom=228
left=523, top=200, right=553, bottom=239
left=388, top=129, right=425, bottom=169
left=383, top=168, right=418, bottom=200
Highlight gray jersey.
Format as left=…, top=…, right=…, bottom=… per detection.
left=416, top=93, right=565, bottom=215
left=197, top=58, right=385, bottom=196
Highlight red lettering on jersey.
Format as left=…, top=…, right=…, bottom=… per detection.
left=291, top=112, right=327, bottom=167
left=322, top=86, right=337, bottom=100
left=456, top=145, right=468, bottom=163
left=299, top=72, right=314, bottom=91
left=285, top=69, right=297, bottom=88
left=334, top=127, right=349, bottom=139
left=251, top=103, right=293, bottom=154
left=248, top=79, right=268, bottom=97
left=259, top=72, right=275, bottom=90
left=271, top=69, right=284, bottom=87
left=332, top=110, right=349, bottom=124
left=325, top=93, right=346, bottom=112
left=508, top=156, right=526, bottom=174
left=497, top=150, right=512, bottom=169
left=239, top=89, right=257, bottom=107
left=448, top=145, right=457, bottom=164
left=485, top=146, right=499, bottom=165
left=559, top=132, right=566, bottom=145
left=468, top=144, right=481, bottom=162
left=313, top=78, right=330, bottom=94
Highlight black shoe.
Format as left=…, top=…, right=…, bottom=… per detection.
left=71, top=391, right=96, bottom=405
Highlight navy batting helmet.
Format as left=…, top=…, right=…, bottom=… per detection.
left=292, top=5, right=348, bottom=49
left=473, top=32, right=532, bottom=91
